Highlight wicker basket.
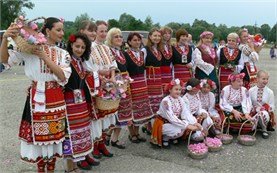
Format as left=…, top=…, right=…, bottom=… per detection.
left=187, top=131, right=208, bottom=159
left=95, top=97, right=120, bottom=110
left=216, top=117, right=233, bottom=145
left=205, top=125, right=223, bottom=152
left=14, top=17, right=46, bottom=54
left=237, top=119, right=257, bottom=146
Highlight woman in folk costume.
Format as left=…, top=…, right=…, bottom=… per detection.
left=238, top=28, right=260, bottom=89
left=199, top=79, right=222, bottom=134
left=192, top=31, right=219, bottom=99
left=78, top=20, right=102, bottom=168
left=141, top=28, right=164, bottom=134
left=172, top=29, right=193, bottom=84
left=63, top=33, right=94, bottom=172
left=160, top=26, right=174, bottom=93
left=219, top=72, right=253, bottom=132
left=217, top=33, right=243, bottom=90
left=183, top=78, right=215, bottom=138
left=83, top=20, right=115, bottom=160
left=105, top=28, right=133, bottom=149
left=0, top=18, right=71, bottom=172
left=151, top=79, right=203, bottom=148
left=249, top=70, right=276, bottom=138
left=124, top=32, right=153, bottom=143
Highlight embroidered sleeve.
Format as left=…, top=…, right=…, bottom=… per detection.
left=268, top=89, right=275, bottom=112
left=241, top=88, right=252, bottom=114
left=52, top=50, right=72, bottom=86
left=7, top=49, right=24, bottom=66
left=208, top=92, right=219, bottom=117
left=236, top=54, right=244, bottom=73
left=192, top=48, right=214, bottom=75
left=180, top=97, right=197, bottom=124
left=219, top=87, right=234, bottom=112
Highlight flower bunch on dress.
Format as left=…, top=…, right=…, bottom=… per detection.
left=15, top=16, right=47, bottom=45
left=205, top=137, right=222, bottom=148
left=188, top=143, right=208, bottom=154
left=248, top=34, right=266, bottom=47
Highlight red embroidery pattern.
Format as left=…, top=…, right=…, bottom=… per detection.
left=223, top=47, right=239, bottom=61
left=175, top=45, right=189, bottom=56
left=127, top=50, right=144, bottom=66
left=161, top=44, right=173, bottom=60
left=111, top=48, right=126, bottom=65
left=150, top=47, right=162, bottom=61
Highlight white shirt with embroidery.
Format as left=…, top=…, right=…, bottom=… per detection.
left=183, top=92, right=208, bottom=116
left=199, top=91, right=220, bottom=118
left=249, top=86, right=275, bottom=112
left=192, top=48, right=214, bottom=75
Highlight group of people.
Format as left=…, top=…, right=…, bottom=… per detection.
left=0, top=17, right=275, bottom=173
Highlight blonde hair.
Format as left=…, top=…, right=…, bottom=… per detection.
left=146, top=27, right=162, bottom=48
left=227, top=32, right=239, bottom=42
left=106, top=27, right=122, bottom=47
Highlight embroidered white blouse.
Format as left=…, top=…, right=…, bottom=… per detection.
left=199, top=91, right=220, bottom=117
left=183, top=92, right=208, bottom=116
left=192, top=48, right=214, bottom=75
left=219, top=85, right=252, bottom=114
left=249, top=86, right=275, bottom=112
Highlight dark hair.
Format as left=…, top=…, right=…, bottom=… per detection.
left=127, top=32, right=142, bottom=47
left=41, top=17, right=61, bottom=35
left=78, top=20, right=96, bottom=32
left=176, top=29, right=188, bottom=42
left=95, top=20, right=108, bottom=30
left=66, top=33, right=91, bottom=61
left=186, top=78, right=200, bottom=88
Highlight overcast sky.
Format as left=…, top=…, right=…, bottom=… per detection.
left=24, top=0, right=277, bottom=27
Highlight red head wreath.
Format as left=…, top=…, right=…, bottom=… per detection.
left=200, top=79, right=216, bottom=90
left=228, top=72, right=245, bottom=83
left=165, top=79, right=185, bottom=93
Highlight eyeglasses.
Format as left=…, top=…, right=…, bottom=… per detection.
left=114, top=35, right=123, bottom=39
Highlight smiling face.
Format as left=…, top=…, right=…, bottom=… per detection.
left=227, top=37, right=237, bottom=49
left=72, top=38, right=86, bottom=58
left=169, top=84, right=182, bottom=98
left=128, top=35, right=142, bottom=49
left=201, top=84, right=211, bottom=94
left=257, top=72, right=269, bottom=88
left=178, top=35, right=188, bottom=45
left=162, top=30, right=172, bottom=42
left=96, top=24, right=108, bottom=43
left=47, top=22, right=64, bottom=43
left=111, top=33, right=123, bottom=47
left=149, top=31, right=161, bottom=45
left=231, top=78, right=244, bottom=89
left=81, top=26, right=96, bottom=42
left=202, top=35, right=213, bottom=46
left=240, top=31, right=249, bottom=44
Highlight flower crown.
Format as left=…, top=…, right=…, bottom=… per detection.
left=200, top=79, right=216, bottom=90
left=228, top=73, right=245, bottom=82
left=186, top=84, right=201, bottom=91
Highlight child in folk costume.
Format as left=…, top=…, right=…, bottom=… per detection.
left=217, top=33, right=243, bottom=90
left=105, top=28, right=133, bottom=149
left=238, top=28, right=260, bottom=89
left=124, top=32, right=153, bottom=143
left=172, top=29, right=193, bottom=84
left=1, top=18, right=71, bottom=172
left=160, top=26, right=174, bottom=93
left=63, top=33, right=94, bottom=172
left=192, top=31, right=219, bottom=100
left=219, top=72, right=253, bottom=132
left=249, top=70, right=276, bottom=138
left=199, top=79, right=222, bottom=134
left=83, top=20, right=115, bottom=160
left=151, top=79, right=203, bottom=148
left=141, top=28, right=164, bottom=134
left=183, top=78, right=215, bottom=138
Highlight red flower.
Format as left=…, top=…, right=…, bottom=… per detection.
left=254, top=34, right=262, bottom=42
left=69, top=34, right=76, bottom=43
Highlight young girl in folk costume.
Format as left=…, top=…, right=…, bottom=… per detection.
left=124, top=32, right=153, bottom=143
left=249, top=70, right=276, bottom=138
left=217, top=33, right=243, bottom=90
left=172, top=29, right=193, bottom=84
left=141, top=28, right=164, bottom=134
left=183, top=78, right=215, bottom=139
left=105, top=28, right=133, bottom=149
left=0, top=17, right=71, bottom=172
left=219, top=72, right=253, bottom=132
left=160, top=26, right=174, bottom=93
left=83, top=20, right=115, bottom=160
left=79, top=20, right=97, bottom=42
left=193, top=31, right=219, bottom=99
left=199, top=79, right=222, bottom=134
left=238, top=28, right=260, bottom=89
left=63, top=33, right=94, bottom=172
left=151, top=79, right=203, bottom=148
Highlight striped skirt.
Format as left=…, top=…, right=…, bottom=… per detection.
left=160, top=66, right=173, bottom=93
left=145, top=66, right=164, bottom=115
left=130, top=74, right=154, bottom=123
left=63, top=90, right=93, bottom=160
left=219, top=66, right=232, bottom=90
left=173, top=64, right=192, bottom=83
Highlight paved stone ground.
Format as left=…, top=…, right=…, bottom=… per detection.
left=0, top=48, right=276, bottom=173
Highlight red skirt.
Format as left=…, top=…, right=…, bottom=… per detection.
left=173, top=64, right=192, bottom=83
left=145, top=67, right=163, bottom=115
left=219, top=67, right=233, bottom=90
left=160, top=66, right=173, bottom=93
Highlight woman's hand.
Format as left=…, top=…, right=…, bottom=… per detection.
left=232, top=109, right=242, bottom=121
left=3, top=23, right=19, bottom=39
left=31, top=46, right=47, bottom=59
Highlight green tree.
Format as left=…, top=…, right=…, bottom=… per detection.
left=260, top=24, right=271, bottom=40
left=144, top=15, right=153, bottom=30
left=269, top=24, right=276, bottom=44
left=0, top=0, right=34, bottom=29
left=74, top=13, right=94, bottom=30
left=108, top=19, right=120, bottom=29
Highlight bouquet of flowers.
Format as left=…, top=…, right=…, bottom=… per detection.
left=204, top=137, right=223, bottom=152
left=14, top=16, right=47, bottom=53
left=97, top=80, right=126, bottom=101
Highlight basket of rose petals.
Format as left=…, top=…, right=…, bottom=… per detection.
left=216, top=117, right=233, bottom=145
left=237, top=119, right=257, bottom=146
left=187, top=131, right=208, bottom=159
left=205, top=137, right=223, bottom=152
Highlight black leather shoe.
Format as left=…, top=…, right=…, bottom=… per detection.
left=111, top=140, right=126, bottom=149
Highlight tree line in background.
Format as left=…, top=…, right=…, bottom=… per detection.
left=1, top=0, right=276, bottom=43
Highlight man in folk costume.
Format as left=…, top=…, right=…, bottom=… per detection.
left=83, top=20, right=116, bottom=161
left=219, top=72, right=254, bottom=132
left=151, top=79, right=203, bottom=148
left=160, top=26, right=174, bottom=94
left=238, top=28, right=260, bottom=89
left=172, top=29, right=193, bottom=85
left=217, top=32, right=244, bottom=90
left=249, top=70, right=276, bottom=138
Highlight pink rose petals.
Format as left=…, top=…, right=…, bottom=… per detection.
left=205, top=137, right=222, bottom=148
left=188, top=143, right=208, bottom=155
